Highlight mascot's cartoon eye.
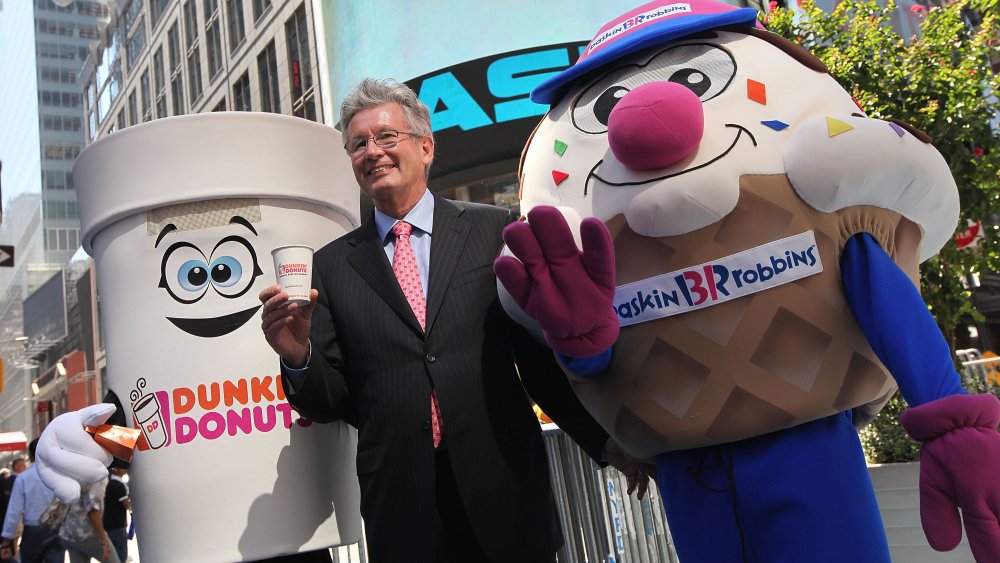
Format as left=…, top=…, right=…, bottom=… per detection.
left=208, top=237, right=263, bottom=298
left=669, top=68, right=711, bottom=97
left=180, top=260, right=210, bottom=291
left=572, top=43, right=736, bottom=134
left=161, top=243, right=212, bottom=304
left=594, top=86, right=630, bottom=127
left=209, top=257, right=242, bottom=287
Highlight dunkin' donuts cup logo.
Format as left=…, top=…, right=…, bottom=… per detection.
left=271, top=244, right=314, bottom=303
left=129, top=374, right=313, bottom=453
left=277, top=263, right=308, bottom=276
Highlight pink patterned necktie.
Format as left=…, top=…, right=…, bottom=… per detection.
left=391, top=221, right=442, bottom=448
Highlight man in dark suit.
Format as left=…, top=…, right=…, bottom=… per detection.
left=259, top=78, right=647, bottom=562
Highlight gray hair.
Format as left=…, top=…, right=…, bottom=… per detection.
left=340, top=78, right=434, bottom=145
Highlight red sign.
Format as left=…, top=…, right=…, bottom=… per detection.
left=955, top=221, right=983, bottom=250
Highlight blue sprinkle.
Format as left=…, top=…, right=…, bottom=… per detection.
left=761, top=120, right=789, bottom=131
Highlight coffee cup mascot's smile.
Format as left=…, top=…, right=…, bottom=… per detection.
left=495, top=1, right=1000, bottom=561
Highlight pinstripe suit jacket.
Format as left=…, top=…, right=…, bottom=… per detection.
left=282, top=195, right=608, bottom=562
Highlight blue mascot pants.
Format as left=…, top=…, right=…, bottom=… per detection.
left=655, top=410, right=891, bottom=563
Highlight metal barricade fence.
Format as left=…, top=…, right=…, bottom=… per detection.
left=543, top=424, right=678, bottom=563
left=332, top=425, right=679, bottom=563
left=958, top=348, right=1000, bottom=387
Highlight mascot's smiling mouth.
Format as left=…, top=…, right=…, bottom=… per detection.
left=167, top=305, right=262, bottom=338
left=585, top=124, right=756, bottom=195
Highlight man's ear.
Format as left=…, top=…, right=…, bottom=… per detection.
left=420, top=136, right=435, bottom=166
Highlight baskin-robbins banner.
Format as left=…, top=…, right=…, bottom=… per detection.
left=614, top=231, right=823, bottom=326
left=73, top=113, right=362, bottom=563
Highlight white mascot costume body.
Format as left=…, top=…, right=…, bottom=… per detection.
left=38, top=113, right=362, bottom=562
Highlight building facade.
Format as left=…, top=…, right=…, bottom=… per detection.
left=34, top=0, right=109, bottom=265
left=0, top=0, right=107, bottom=441
left=81, top=0, right=325, bottom=145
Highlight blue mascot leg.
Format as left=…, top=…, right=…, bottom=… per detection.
left=656, top=411, right=890, bottom=562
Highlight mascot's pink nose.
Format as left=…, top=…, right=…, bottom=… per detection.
left=607, top=82, right=705, bottom=170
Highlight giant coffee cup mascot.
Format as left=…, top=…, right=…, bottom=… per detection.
left=32, top=114, right=363, bottom=563
left=494, top=1, right=1000, bottom=560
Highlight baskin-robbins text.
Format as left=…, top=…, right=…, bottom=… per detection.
left=613, top=231, right=823, bottom=327
left=588, top=3, right=693, bottom=54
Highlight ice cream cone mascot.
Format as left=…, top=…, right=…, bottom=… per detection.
left=494, top=1, right=1000, bottom=560
left=33, top=114, right=362, bottom=562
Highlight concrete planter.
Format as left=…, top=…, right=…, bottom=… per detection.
left=870, top=462, right=975, bottom=562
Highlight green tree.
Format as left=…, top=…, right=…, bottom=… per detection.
left=767, top=0, right=1000, bottom=462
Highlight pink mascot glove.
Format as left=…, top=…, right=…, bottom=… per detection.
left=899, top=393, right=1000, bottom=561
left=494, top=206, right=619, bottom=358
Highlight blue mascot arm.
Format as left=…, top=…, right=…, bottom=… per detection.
left=556, top=348, right=614, bottom=377
left=841, top=233, right=965, bottom=406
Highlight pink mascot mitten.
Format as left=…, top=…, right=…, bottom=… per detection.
left=900, top=393, right=1000, bottom=561
left=494, top=206, right=618, bottom=358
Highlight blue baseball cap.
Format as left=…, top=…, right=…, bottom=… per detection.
left=531, top=0, right=760, bottom=105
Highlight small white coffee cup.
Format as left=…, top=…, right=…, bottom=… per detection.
left=271, top=244, right=315, bottom=304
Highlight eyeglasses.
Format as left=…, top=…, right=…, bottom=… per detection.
left=344, top=130, right=418, bottom=155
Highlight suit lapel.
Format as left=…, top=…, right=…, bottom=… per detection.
left=346, top=217, right=424, bottom=335
left=425, top=196, right=470, bottom=335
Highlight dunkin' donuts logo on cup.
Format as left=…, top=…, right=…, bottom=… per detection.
left=129, top=374, right=313, bottom=453
left=277, top=263, right=308, bottom=277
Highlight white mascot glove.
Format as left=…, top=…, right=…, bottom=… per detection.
left=36, top=403, right=117, bottom=503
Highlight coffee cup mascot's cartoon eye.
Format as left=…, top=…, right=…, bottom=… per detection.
left=495, top=1, right=1000, bottom=561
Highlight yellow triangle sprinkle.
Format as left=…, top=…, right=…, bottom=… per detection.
left=826, top=117, right=854, bottom=137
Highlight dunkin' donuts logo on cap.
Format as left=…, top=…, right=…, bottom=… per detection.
left=588, top=3, right=692, bottom=55
left=277, top=263, right=308, bottom=276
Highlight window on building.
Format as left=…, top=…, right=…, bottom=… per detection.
left=180, top=2, right=203, bottom=103
left=76, top=1, right=109, bottom=18
left=258, top=41, right=279, bottom=113
left=123, top=0, right=143, bottom=33
left=157, top=95, right=168, bottom=119
left=39, top=91, right=82, bottom=108
left=126, top=17, right=147, bottom=72
left=168, top=22, right=182, bottom=73
left=140, top=69, right=152, bottom=121
left=45, top=228, right=80, bottom=252
left=225, top=0, right=246, bottom=53
left=153, top=47, right=165, bottom=94
left=153, top=47, right=167, bottom=118
left=252, top=0, right=272, bottom=23
left=109, top=66, right=122, bottom=104
left=183, top=2, right=198, bottom=47
left=150, top=0, right=170, bottom=31
left=44, top=170, right=74, bottom=190
left=232, top=71, right=251, bottom=111
left=187, top=46, right=203, bottom=103
left=285, top=4, right=316, bottom=121
left=42, top=144, right=81, bottom=161
left=128, top=90, right=139, bottom=126
left=116, top=110, right=127, bottom=131
left=41, top=116, right=82, bottom=133
left=205, top=1, right=223, bottom=79
left=212, top=98, right=226, bottom=111
left=171, top=74, right=185, bottom=115
left=39, top=67, right=77, bottom=85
